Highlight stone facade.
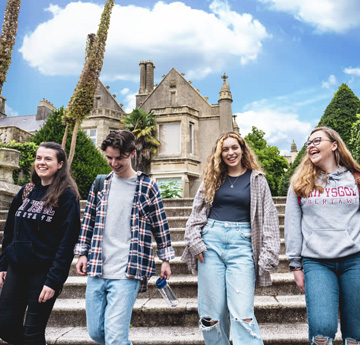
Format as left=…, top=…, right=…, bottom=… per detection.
left=284, top=140, right=298, bottom=166
left=80, top=80, right=126, bottom=147
left=136, top=62, right=234, bottom=197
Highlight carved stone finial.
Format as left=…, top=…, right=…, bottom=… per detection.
left=204, top=96, right=208, bottom=101
left=221, top=73, right=228, bottom=83
left=106, top=85, right=110, bottom=89
left=112, top=94, right=116, bottom=98
left=120, top=103, right=124, bottom=107
left=181, top=73, right=185, bottom=76
left=162, top=75, right=166, bottom=78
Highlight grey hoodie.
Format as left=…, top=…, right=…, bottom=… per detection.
left=285, top=167, right=360, bottom=269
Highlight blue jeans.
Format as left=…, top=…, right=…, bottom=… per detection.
left=303, top=252, right=360, bottom=345
left=197, top=220, right=263, bottom=345
left=85, top=277, right=140, bottom=345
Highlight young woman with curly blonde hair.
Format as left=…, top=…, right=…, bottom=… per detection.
left=285, top=126, right=360, bottom=345
left=182, top=131, right=280, bottom=345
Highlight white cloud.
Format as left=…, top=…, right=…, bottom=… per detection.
left=123, top=91, right=137, bottom=113
left=19, top=1, right=270, bottom=80
left=321, top=74, right=337, bottom=89
left=236, top=109, right=312, bottom=154
left=258, top=0, right=360, bottom=33
left=5, top=104, right=19, bottom=117
left=120, top=88, right=130, bottom=95
left=344, top=67, right=360, bottom=77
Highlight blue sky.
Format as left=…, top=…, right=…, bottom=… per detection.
left=1, top=0, right=360, bottom=154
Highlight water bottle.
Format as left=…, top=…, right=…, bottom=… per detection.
left=156, top=277, right=178, bottom=307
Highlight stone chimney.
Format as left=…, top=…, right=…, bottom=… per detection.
left=136, top=60, right=156, bottom=108
left=0, top=95, right=7, bottom=119
left=145, top=60, right=155, bottom=94
left=36, top=98, right=56, bottom=120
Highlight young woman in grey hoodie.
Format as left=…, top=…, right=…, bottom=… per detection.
left=285, top=127, right=360, bottom=345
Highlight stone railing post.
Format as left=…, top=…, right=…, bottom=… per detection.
left=0, top=148, right=21, bottom=209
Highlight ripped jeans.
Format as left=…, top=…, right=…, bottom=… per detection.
left=303, top=252, right=360, bottom=345
left=197, top=220, right=263, bottom=345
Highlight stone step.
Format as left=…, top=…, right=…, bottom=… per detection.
left=47, top=295, right=308, bottom=328
left=166, top=215, right=285, bottom=229
left=0, top=323, right=342, bottom=345
left=0, top=202, right=287, bottom=221
left=68, top=254, right=290, bottom=277
left=60, top=272, right=301, bottom=300
left=0, top=224, right=286, bottom=244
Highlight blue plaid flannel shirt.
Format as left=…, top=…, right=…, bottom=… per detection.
left=74, top=171, right=175, bottom=292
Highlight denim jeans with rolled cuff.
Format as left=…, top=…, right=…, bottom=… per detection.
left=303, top=252, right=360, bottom=345
left=197, top=219, right=263, bottom=345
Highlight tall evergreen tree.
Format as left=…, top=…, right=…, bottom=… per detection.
left=63, top=0, right=114, bottom=165
left=121, top=108, right=160, bottom=173
left=278, top=83, right=360, bottom=195
left=318, top=83, right=360, bottom=145
left=33, top=108, right=111, bottom=198
left=0, top=0, right=21, bottom=94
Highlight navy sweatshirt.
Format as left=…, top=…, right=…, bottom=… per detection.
left=0, top=183, right=80, bottom=290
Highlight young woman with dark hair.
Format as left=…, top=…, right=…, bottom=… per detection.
left=182, top=131, right=280, bottom=345
left=0, top=142, right=80, bottom=345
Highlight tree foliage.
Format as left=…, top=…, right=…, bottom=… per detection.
left=32, top=107, right=111, bottom=199
left=121, top=108, right=160, bottom=173
left=244, top=126, right=288, bottom=196
left=350, top=113, right=360, bottom=163
left=0, top=0, right=21, bottom=94
left=318, top=83, right=360, bottom=145
left=278, top=83, right=360, bottom=195
left=63, top=0, right=114, bottom=165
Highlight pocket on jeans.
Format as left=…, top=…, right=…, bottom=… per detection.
left=240, top=230, right=252, bottom=242
left=201, top=224, right=210, bottom=236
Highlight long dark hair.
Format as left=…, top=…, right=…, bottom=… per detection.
left=31, top=142, right=80, bottom=207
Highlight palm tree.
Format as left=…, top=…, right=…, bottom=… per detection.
left=121, top=108, right=160, bottom=173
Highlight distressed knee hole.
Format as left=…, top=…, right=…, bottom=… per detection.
left=200, top=317, right=219, bottom=328
left=313, top=336, right=333, bottom=345
left=233, top=318, right=261, bottom=340
left=345, top=339, right=360, bottom=345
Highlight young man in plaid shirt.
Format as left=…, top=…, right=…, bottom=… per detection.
left=74, top=130, right=175, bottom=345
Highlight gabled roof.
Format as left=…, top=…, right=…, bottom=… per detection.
left=0, top=115, right=44, bottom=133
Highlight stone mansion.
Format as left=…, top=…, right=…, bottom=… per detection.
left=0, top=60, right=297, bottom=197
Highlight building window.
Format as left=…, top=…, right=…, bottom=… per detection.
left=189, top=123, right=194, bottom=155
left=159, top=123, right=180, bottom=154
left=84, top=128, right=97, bottom=145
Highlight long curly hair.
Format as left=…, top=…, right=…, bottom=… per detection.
left=202, top=131, right=262, bottom=205
left=31, top=142, right=80, bottom=207
left=292, top=126, right=360, bottom=197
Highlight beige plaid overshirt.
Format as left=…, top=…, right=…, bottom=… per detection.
left=181, top=170, right=280, bottom=287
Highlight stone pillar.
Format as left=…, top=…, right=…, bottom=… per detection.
left=139, top=61, right=146, bottom=94
left=0, top=95, right=7, bottom=118
left=218, top=73, right=233, bottom=134
left=0, top=148, right=21, bottom=209
left=145, top=61, right=155, bottom=94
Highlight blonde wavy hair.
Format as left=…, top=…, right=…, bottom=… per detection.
left=292, top=126, right=360, bottom=197
left=202, top=131, right=262, bottom=205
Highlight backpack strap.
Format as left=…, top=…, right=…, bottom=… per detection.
left=93, top=174, right=107, bottom=202
left=22, top=183, right=35, bottom=202
left=297, top=196, right=301, bottom=205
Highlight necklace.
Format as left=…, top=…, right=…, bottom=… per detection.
left=227, top=169, right=247, bottom=188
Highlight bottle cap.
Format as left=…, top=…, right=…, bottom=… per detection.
left=156, top=277, right=167, bottom=289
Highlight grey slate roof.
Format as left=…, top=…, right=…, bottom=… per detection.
left=0, top=115, right=45, bottom=133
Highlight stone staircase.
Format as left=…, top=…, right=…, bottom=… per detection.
left=0, top=198, right=343, bottom=345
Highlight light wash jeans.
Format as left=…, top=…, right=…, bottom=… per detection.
left=303, top=252, right=360, bottom=345
left=198, top=219, right=263, bottom=345
left=85, top=276, right=140, bottom=345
